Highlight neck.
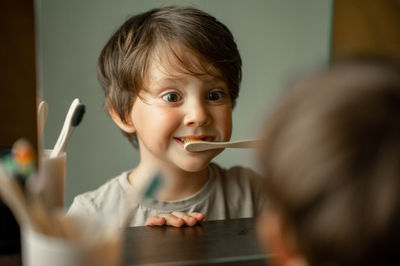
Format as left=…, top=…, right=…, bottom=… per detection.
left=128, top=160, right=209, bottom=201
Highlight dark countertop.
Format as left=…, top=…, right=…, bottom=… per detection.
left=0, top=218, right=270, bottom=266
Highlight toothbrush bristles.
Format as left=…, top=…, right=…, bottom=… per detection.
left=72, top=104, right=86, bottom=127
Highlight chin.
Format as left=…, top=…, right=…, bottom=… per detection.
left=177, top=159, right=211, bottom=173
left=182, top=149, right=224, bottom=172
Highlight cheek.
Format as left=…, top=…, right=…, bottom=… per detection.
left=214, top=107, right=232, bottom=138
left=154, top=109, right=181, bottom=137
left=140, top=107, right=182, bottom=145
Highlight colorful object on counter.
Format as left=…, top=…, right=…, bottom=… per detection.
left=0, top=139, right=38, bottom=230
left=2, top=139, right=36, bottom=185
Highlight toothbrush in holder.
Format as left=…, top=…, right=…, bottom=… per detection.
left=38, top=101, right=49, bottom=140
left=50, top=98, right=86, bottom=158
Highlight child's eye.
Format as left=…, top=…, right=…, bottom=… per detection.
left=162, top=92, right=181, bottom=102
left=207, top=90, right=226, bottom=101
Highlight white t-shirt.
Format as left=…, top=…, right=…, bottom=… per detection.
left=68, top=163, right=266, bottom=227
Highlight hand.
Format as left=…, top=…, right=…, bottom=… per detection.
left=145, top=211, right=205, bottom=227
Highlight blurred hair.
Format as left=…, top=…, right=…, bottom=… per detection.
left=259, top=57, right=400, bottom=266
left=97, top=6, right=242, bottom=147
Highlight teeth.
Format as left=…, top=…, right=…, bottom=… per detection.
left=183, top=138, right=203, bottom=144
left=181, top=137, right=213, bottom=144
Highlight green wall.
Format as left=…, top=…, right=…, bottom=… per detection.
left=36, top=0, right=333, bottom=208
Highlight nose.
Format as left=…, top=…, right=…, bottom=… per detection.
left=183, top=100, right=211, bottom=127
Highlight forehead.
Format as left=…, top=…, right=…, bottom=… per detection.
left=143, top=43, right=225, bottom=87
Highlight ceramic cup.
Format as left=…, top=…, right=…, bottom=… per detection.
left=21, top=226, right=122, bottom=266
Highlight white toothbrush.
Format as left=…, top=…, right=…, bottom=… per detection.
left=184, top=138, right=261, bottom=152
left=38, top=101, right=49, bottom=139
left=50, top=98, right=86, bottom=158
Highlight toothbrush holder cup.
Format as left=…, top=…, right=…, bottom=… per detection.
left=38, top=149, right=67, bottom=210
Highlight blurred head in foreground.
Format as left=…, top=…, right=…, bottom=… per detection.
left=257, top=57, right=400, bottom=266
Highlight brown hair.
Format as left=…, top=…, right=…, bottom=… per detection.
left=97, top=6, right=242, bottom=147
left=259, top=57, right=400, bottom=266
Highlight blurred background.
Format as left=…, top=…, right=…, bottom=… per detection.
left=2, top=0, right=399, bottom=209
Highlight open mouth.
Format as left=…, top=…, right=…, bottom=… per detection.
left=182, top=137, right=213, bottom=143
left=174, top=136, right=215, bottom=147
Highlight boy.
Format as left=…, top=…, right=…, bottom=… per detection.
left=68, top=6, right=265, bottom=227
left=257, top=58, right=400, bottom=266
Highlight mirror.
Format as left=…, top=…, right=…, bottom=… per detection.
left=36, top=0, right=333, bottom=207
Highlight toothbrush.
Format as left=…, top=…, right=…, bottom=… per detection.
left=94, top=172, right=163, bottom=243
left=0, top=163, right=37, bottom=230
left=119, top=172, right=163, bottom=227
left=1, top=150, right=60, bottom=235
left=184, top=138, right=261, bottom=152
left=50, top=98, right=86, bottom=158
left=38, top=101, right=49, bottom=140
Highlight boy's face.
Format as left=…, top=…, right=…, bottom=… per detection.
left=127, top=56, right=232, bottom=172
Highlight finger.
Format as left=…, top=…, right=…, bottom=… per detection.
left=189, top=212, right=206, bottom=222
left=145, top=216, right=166, bottom=226
left=171, top=211, right=197, bottom=226
left=158, top=213, right=185, bottom=227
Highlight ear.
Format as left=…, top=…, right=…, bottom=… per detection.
left=107, top=106, right=136, bottom=133
left=257, top=211, right=308, bottom=266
